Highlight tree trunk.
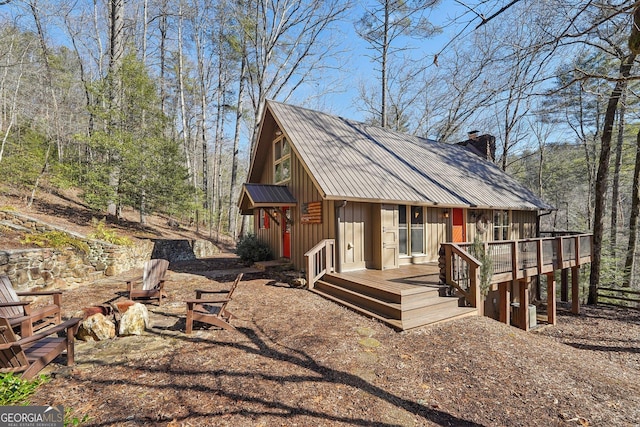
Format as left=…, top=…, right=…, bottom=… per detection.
left=228, top=49, right=247, bottom=239
left=610, top=86, right=627, bottom=258
left=589, top=53, right=636, bottom=304
left=381, top=0, right=389, bottom=128
left=107, top=0, right=125, bottom=217
left=623, top=129, right=640, bottom=287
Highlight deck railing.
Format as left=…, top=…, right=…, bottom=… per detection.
left=442, top=234, right=593, bottom=308
left=304, top=239, right=336, bottom=289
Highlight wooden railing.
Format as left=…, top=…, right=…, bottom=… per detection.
left=304, top=239, right=336, bottom=289
left=443, top=243, right=482, bottom=310
left=442, top=234, right=593, bottom=308
left=597, top=287, right=640, bottom=310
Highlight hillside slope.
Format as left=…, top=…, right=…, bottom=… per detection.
left=0, top=185, right=233, bottom=251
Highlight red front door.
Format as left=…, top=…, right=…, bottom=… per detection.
left=282, top=207, right=291, bottom=258
left=452, top=208, right=466, bottom=243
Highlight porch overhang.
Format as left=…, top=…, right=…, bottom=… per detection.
left=238, top=183, right=297, bottom=215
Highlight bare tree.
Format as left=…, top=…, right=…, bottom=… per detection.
left=355, top=0, right=439, bottom=128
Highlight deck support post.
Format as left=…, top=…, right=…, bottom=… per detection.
left=519, top=279, right=530, bottom=331
left=561, top=269, right=568, bottom=302
left=571, top=266, right=580, bottom=314
left=546, top=272, right=556, bottom=326
left=499, top=282, right=510, bottom=325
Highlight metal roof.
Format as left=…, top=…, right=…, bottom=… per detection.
left=262, top=100, right=553, bottom=211
left=239, top=183, right=297, bottom=214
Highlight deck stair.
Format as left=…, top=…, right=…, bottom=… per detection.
left=311, top=271, right=477, bottom=330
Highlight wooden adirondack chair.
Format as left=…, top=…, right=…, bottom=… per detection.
left=185, top=273, right=243, bottom=333
left=126, top=259, right=170, bottom=305
left=0, top=316, right=81, bottom=379
left=0, top=275, right=62, bottom=337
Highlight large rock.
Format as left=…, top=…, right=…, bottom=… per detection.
left=76, top=313, right=116, bottom=341
left=118, top=303, right=149, bottom=336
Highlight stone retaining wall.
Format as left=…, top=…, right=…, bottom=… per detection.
left=0, top=210, right=223, bottom=291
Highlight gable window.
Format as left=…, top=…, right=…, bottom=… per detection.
left=399, top=205, right=425, bottom=256
left=493, top=210, right=510, bottom=241
left=274, top=136, right=291, bottom=184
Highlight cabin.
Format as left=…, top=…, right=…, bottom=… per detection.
left=239, top=100, right=592, bottom=331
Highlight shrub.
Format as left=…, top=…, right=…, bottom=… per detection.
left=0, top=373, right=47, bottom=405
left=87, top=218, right=133, bottom=246
left=21, top=231, right=90, bottom=254
left=236, top=234, right=272, bottom=263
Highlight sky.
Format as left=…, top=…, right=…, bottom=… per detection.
left=297, top=0, right=483, bottom=123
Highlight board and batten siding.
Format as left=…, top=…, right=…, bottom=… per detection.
left=466, top=209, right=537, bottom=243
left=288, top=148, right=335, bottom=272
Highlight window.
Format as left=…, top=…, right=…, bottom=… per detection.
left=399, top=206, right=408, bottom=255
left=399, top=205, right=425, bottom=256
left=411, top=206, right=424, bottom=254
left=274, top=136, right=291, bottom=184
left=259, top=209, right=270, bottom=229
left=493, top=210, right=510, bottom=240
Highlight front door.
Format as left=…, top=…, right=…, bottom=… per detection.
left=282, top=207, right=291, bottom=258
left=382, top=204, right=399, bottom=269
left=452, top=208, right=466, bottom=243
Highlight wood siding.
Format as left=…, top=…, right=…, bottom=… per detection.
left=255, top=137, right=335, bottom=272
left=425, top=207, right=448, bottom=262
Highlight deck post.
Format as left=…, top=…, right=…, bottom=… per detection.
left=546, top=272, right=556, bottom=326
left=499, top=282, right=510, bottom=325
left=519, top=279, right=530, bottom=331
left=469, top=264, right=483, bottom=315
left=511, top=241, right=519, bottom=281
left=571, top=266, right=580, bottom=314
left=561, top=269, right=568, bottom=302
left=306, top=255, right=314, bottom=290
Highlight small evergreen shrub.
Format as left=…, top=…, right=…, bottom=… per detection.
left=21, top=231, right=90, bottom=254
left=236, top=234, right=272, bottom=263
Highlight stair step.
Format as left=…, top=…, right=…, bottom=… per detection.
left=310, top=287, right=403, bottom=330
left=324, top=273, right=441, bottom=303
left=315, top=280, right=402, bottom=319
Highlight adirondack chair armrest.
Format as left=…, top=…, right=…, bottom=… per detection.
left=194, top=289, right=227, bottom=294
left=126, top=277, right=143, bottom=291
left=16, top=290, right=63, bottom=296
left=0, top=317, right=81, bottom=349
left=0, top=301, right=32, bottom=308
left=16, top=291, right=62, bottom=306
left=186, top=297, right=230, bottom=304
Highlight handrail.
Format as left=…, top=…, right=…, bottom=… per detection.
left=304, top=239, right=336, bottom=289
left=442, top=243, right=482, bottom=310
left=441, top=234, right=593, bottom=309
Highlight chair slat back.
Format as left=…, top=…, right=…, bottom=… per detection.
left=219, top=273, right=243, bottom=312
left=0, top=317, right=28, bottom=371
left=142, top=259, right=170, bottom=291
left=0, top=276, right=24, bottom=319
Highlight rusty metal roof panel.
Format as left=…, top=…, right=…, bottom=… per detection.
left=267, top=101, right=552, bottom=210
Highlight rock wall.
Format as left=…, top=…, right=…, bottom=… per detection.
left=0, top=210, right=223, bottom=291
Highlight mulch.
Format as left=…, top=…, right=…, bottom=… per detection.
left=27, top=257, right=640, bottom=426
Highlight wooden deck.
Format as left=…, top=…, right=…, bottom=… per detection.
left=310, top=264, right=477, bottom=330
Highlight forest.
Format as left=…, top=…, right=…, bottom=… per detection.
left=0, top=0, right=639, bottom=298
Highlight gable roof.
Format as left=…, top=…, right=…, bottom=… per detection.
left=249, top=100, right=553, bottom=211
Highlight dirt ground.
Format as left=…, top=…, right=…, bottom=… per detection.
left=21, top=256, right=640, bottom=427
left=3, top=186, right=640, bottom=426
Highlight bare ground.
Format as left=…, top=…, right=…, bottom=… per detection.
left=24, top=258, right=640, bottom=427
left=2, top=186, right=640, bottom=426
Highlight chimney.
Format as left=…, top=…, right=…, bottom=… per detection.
left=468, top=130, right=479, bottom=140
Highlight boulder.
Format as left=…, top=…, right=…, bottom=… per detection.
left=76, top=313, right=116, bottom=341
left=118, top=303, right=149, bottom=336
